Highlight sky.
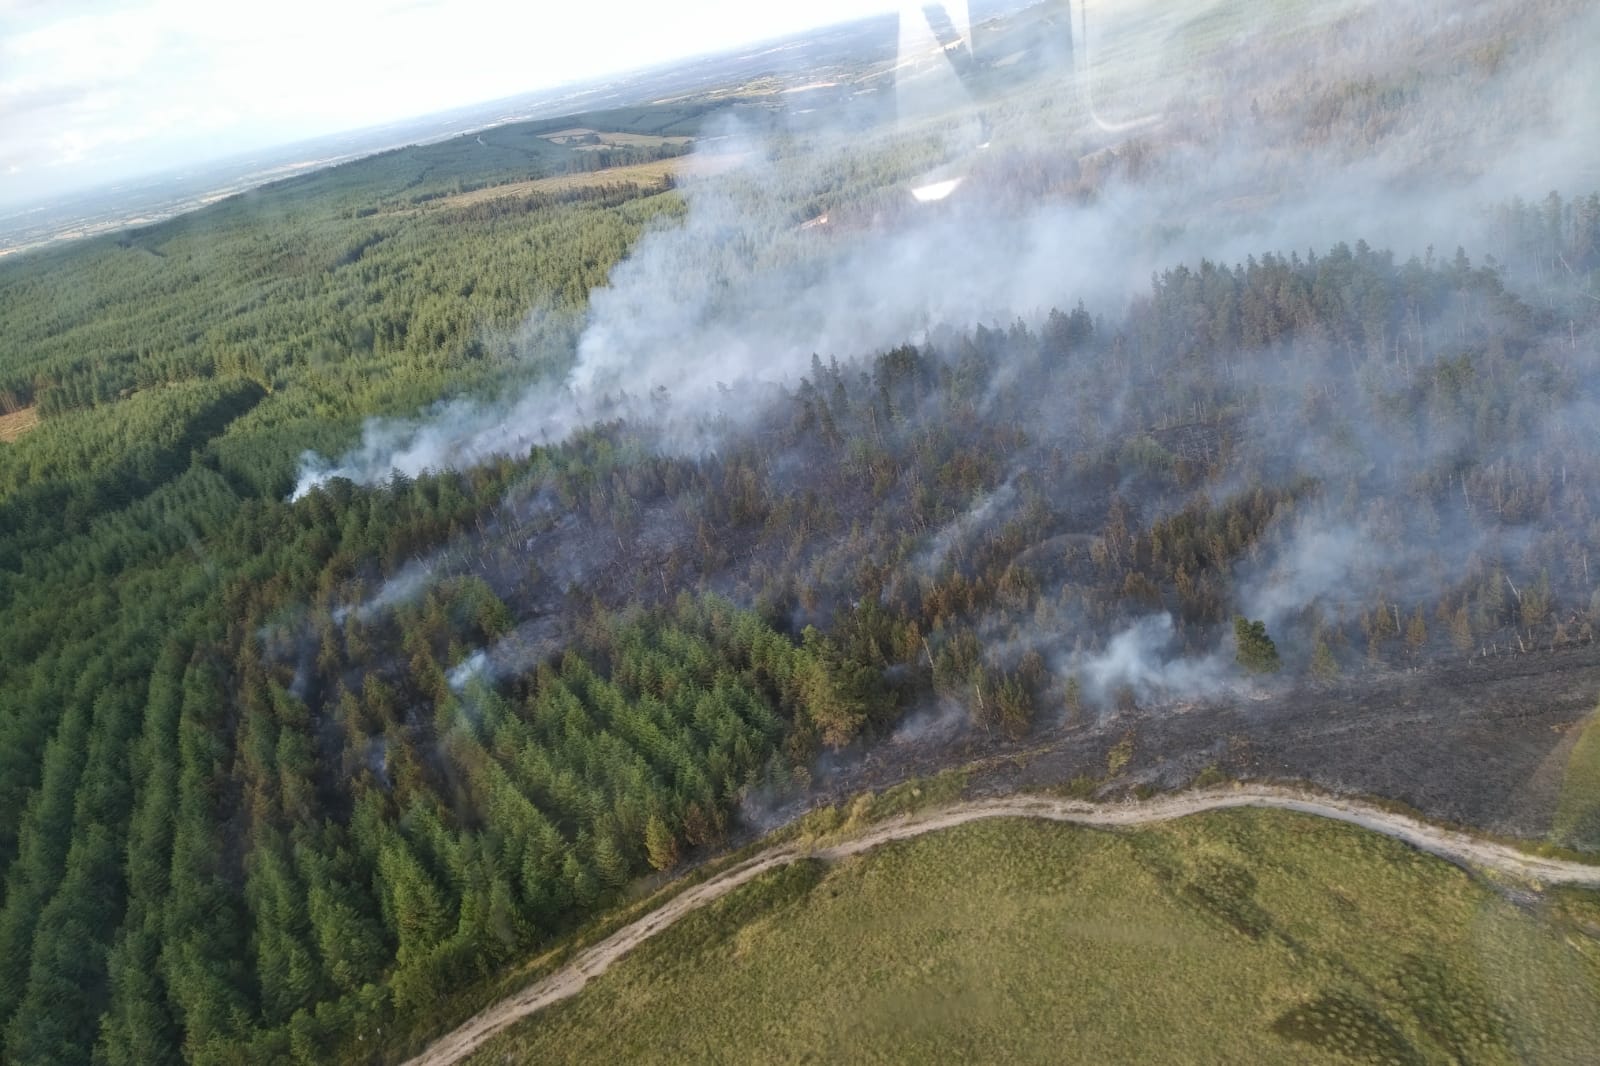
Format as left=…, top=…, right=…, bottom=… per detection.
left=0, top=0, right=904, bottom=208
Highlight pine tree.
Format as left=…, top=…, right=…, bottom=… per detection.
left=562, top=851, right=599, bottom=909
left=377, top=840, right=451, bottom=965
left=644, top=815, right=679, bottom=872
left=1062, top=674, right=1083, bottom=721
left=1404, top=609, right=1428, bottom=657
left=1310, top=637, right=1339, bottom=682
left=593, top=832, right=629, bottom=889
left=1449, top=605, right=1475, bottom=654
left=1233, top=617, right=1281, bottom=674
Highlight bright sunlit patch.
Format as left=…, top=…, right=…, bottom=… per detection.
left=910, top=177, right=963, bottom=203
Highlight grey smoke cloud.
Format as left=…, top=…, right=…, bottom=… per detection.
left=1076, top=613, right=1233, bottom=706
left=889, top=697, right=970, bottom=746
left=447, top=650, right=491, bottom=693
left=916, top=480, right=1019, bottom=576
left=1240, top=520, right=1376, bottom=629
left=446, top=614, right=565, bottom=692
left=293, top=0, right=1596, bottom=501
left=333, top=559, right=437, bottom=624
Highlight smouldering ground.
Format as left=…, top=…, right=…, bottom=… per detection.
left=467, top=810, right=1600, bottom=1065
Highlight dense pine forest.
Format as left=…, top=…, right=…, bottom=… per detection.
left=3, top=0, right=1599, bottom=1061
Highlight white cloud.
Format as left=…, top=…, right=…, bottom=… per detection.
left=0, top=0, right=910, bottom=205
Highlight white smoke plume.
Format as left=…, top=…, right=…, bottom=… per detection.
left=1077, top=613, right=1232, bottom=706
left=446, top=615, right=565, bottom=692
left=290, top=0, right=1600, bottom=499
left=333, top=559, right=438, bottom=624
left=447, top=650, right=491, bottom=693
left=917, top=480, right=1019, bottom=575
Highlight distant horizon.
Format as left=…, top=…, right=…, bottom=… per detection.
left=0, top=0, right=915, bottom=211
left=0, top=72, right=651, bottom=219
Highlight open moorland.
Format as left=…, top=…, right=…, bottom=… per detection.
left=461, top=808, right=1600, bottom=1065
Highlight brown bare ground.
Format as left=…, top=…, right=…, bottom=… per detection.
left=413, top=153, right=747, bottom=214
left=539, top=129, right=694, bottom=149
left=0, top=405, right=40, bottom=442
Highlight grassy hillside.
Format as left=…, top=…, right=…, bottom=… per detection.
left=471, top=810, right=1600, bottom=1065
left=1555, top=706, right=1600, bottom=849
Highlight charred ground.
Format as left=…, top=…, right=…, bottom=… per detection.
left=794, top=643, right=1600, bottom=846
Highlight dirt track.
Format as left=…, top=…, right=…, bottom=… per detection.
left=404, top=785, right=1600, bottom=1066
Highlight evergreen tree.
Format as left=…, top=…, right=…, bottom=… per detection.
left=1234, top=617, right=1281, bottom=674
left=644, top=815, right=679, bottom=872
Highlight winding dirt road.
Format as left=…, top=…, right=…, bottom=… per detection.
left=405, top=785, right=1600, bottom=1066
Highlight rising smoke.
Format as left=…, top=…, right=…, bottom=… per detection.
left=296, top=0, right=1596, bottom=500
left=294, top=0, right=1600, bottom=714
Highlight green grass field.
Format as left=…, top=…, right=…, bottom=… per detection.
left=1555, top=705, right=1600, bottom=850
left=468, top=809, right=1600, bottom=1065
